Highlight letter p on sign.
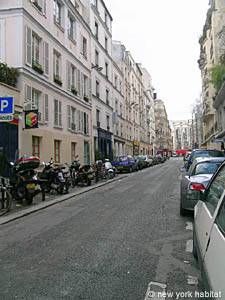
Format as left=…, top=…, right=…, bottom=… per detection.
left=0, top=97, right=14, bottom=114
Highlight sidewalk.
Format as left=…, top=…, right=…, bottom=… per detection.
left=0, top=174, right=127, bottom=225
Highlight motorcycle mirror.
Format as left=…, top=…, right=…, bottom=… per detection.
left=10, top=162, right=14, bottom=166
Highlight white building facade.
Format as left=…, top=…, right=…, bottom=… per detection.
left=0, top=0, right=93, bottom=164
left=89, top=0, right=114, bottom=160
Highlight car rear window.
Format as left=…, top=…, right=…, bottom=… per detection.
left=195, top=162, right=222, bottom=175
left=193, top=151, right=224, bottom=159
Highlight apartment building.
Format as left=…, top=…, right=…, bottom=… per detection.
left=89, top=0, right=114, bottom=160
left=0, top=0, right=92, bottom=164
left=171, top=120, right=192, bottom=150
left=112, top=60, right=126, bottom=157
left=154, top=99, right=173, bottom=153
left=199, top=0, right=225, bottom=149
left=140, top=66, right=156, bottom=155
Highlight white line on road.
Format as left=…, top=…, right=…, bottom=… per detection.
left=185, top=240, right=193, bottom=253
left=185, top=222, right=193, bottom=231
left=144, top=282, right=167, bottom=300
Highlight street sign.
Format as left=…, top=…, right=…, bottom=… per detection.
left=0, top=97, right=14, bottom=115
left=0, top=115, right=14, bottom=122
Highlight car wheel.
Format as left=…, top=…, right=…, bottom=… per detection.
left=129, top=167, right=133, bottom=173
left=193, top=228, right=198, bottom=260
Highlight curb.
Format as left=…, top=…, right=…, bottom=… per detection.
left=0, top=175, right=128, bottom=225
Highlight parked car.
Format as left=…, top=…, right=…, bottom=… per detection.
left=143, top=155, right=154, bottom=167
left=180, top=157, right=225, bottom=215
left=185, top=149, right=225, bottom=171
left=192, top=160, right=225, bottom=296
left=112, top=155, right=138, bottom=173
left=134, top=155, right=147, bottom=170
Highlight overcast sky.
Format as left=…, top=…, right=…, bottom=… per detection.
left=104, top=0, right=209, bottom=121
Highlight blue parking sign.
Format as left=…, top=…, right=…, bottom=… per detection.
left=0, top=97, right=14, bottom=114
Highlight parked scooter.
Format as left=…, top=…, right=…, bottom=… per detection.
left=39, top=159, right=70, bottom=194
left=103, top=159, right=116, bottom=179
left=70, top=156, right=94, bottom=187
left=9, top=156, right=45, bottom=205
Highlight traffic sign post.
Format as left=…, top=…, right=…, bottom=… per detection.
left=0, top=97, right=14, bottom=122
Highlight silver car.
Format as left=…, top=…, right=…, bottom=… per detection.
left=180, top=157, right=225, bottom=215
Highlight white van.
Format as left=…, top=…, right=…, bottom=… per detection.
left=193, top=161, right=225, bottom=297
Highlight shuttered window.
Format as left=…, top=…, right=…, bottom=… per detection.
left=25, top=26, right=32, bottom=66
left=43, top=41, right=49, bottom=75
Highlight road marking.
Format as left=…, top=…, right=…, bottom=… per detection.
left=185, top=240, right=193, bottom=253
left=144, top=282, right=167, bottom=300
left=187, top=275, right=198, bottom=285
left=185, top=222, right=193, bottom=231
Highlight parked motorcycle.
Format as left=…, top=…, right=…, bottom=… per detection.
left=70, top=157, right=94, bottom=187
left=39, top=159, right=70, bottom=194
left=9, top=156, right=45, bottom=205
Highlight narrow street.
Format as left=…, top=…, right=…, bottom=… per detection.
left=0, top=158, right=203, bottom=300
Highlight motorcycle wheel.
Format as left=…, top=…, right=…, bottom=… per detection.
left=87, top=179, right=91, bottom=186
left=57, top=185, right=64, bottom=195
left=25, top=193, right=34, bottom=205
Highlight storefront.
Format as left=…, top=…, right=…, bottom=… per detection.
left=97, top=128, right=113, bottom=160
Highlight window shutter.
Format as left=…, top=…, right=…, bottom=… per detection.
left=81, top=111, right=84, bottom=132
left=59, top=101, right=62, bottom=126
left=25, top=26, right=32, bottom=66
left=38, top=94, right=43, bottom=122
left=67, top=105, right=71, bottom=129
left=67, top=61, right=71, bottom=90
left=25, top=85, right=32, bottom=110
left=42, top=0, right=46, bottom=15
left=86, top=114, right=89, bottom=135
left=77, top=69, right=81, bottom=96
left=81, top=73, right=84, bottom=98
left=44, top=94, right=49, bottom=122
left=54, top=99, right=58, bottom=126
left=89, top=78, right=91, bottom=100
left=76, top=110, right=80, bottom=131
left=43, top=41, right=49, bottom=75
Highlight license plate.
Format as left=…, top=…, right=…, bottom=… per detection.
left=26, top=183, right=36, bottom=190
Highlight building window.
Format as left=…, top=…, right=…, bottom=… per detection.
left=120, top=104, right=123, bottom=117
left=54, top=99, right=62, bottom=127
left=71, top=142, right=76, bottom=161
left=31, top=0, right=46, bottom=14
left=53, top=0, right=62, bottom=26
left=68, top=14, right=76, bottom=41
left=106, top=89, right=109, bottom=105
left=82, top=36, right=87, bottom=59
left=105, top=12, right=108, bottom=27
left=83, top=75, right=89, bottom=100
left=53, top=50, right=62, bottom=84
left=32, top=33, right=41, bottom=65
left=84, top=112, right=89, bottom=135
left=95, top=22, right=98, bottom=40
left=54, top=140, right=61, bottom=163
left=114, top=75, right=118, bottom=89
left=32, top=136, right=40, bottom=157
left=105, top=37, right=108, bottom=52
left=106, top=115, right=110, bottom=130
left=95, top=50, right=99, bottom=66
left=105, top=62, right=108, bottom=78
left=96, top=80, right=100, bottom=97
left=96, top=109, right=100, bottom=123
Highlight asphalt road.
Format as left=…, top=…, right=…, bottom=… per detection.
left=0, top=158, right=204, bottom=300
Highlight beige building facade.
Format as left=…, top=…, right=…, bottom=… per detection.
left=0, top=0, right=92, bottom=164
left=154, top=99, right=173, bottom=153
left=199, top=0, right=225, bottom=149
